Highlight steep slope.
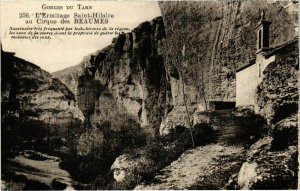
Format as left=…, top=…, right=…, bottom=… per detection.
left=49, top=2, right=298, bottom=189
left=1, top=49, right=84, bottom=153
left=52, top=62, right=85, bottom=96
left=133, top=110, right=263, bottom=189
left=256, top=41, right=298, bottom=123
left=72, top=17, right=168, bottom=135
left=158, top=0, right=298, bottom=107
left=54, top=1, right=298, bottom=132
left=136, top=145, right=245, bottom=190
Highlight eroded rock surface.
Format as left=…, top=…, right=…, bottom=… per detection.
left=159, top=0, right=298, bottom=103
left=256, top=46, right=298, bottom=123
left=1, top=50, right=84, bottom=150
left=57, top=17, right=169, bottom=136
left=236, top=138, right=298, bottom=189
left=77, top=127, right=104, bottom=157
left=111, top=154, right=156, bottom=183
left=52, top=63, right=85, bottom=97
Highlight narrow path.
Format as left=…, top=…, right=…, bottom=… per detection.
left=136, top=144, right=245, bottom=189
left=136, top=110, right=262, bottom=189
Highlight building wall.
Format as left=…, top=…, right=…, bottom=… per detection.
left=236, top=54, right=275, bottom=107
left=258, top=54, right=276, bottom=75
left=236, top=63, right=259, bottom=107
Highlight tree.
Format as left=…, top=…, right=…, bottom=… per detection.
left=197, top=54, right=208, bottom=110
left=178, top=44, right=195, bottom=149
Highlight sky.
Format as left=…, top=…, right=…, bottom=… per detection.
left=1, top=1, right=161, bottom=72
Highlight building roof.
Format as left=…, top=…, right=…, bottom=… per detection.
left=236, top=36, right=298, bottom=73
left=236, top=57, right=256, bottom=72
left=264, top=36, right=298, bottom=58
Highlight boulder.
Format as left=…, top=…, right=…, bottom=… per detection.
left=111, top=154, right=156, bottom=185
left=159, top=105, right=197, bottom=136
left=270, top=114, right=298, bottom=150
left=77, top=128, right=104, bottom=156
left=237, top=138, right=298, bottom=189
left=246, top=136, right=273, bottom=160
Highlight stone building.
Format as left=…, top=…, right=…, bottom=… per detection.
left=236, top=13, right=298, bottom=110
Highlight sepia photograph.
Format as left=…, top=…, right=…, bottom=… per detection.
left=1, top=0, right=299, bottom=190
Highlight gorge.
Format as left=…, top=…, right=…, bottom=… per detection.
left=2, top=0, right=299, bottom=190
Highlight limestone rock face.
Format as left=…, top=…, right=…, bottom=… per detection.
left=256, top=45, right=298, bottom=124
left=77, top=127, right=104, bottom=156
left=159, top=105, right=198, bottom=136
left=52, top=63, right=85, bottom=97
left=55, top=17, right=168, bottom=135
left=237, top=138, right=297, bottom=189
left=53, top=1, right=298, bottom=135
left=159, top=0, right=298, bottom=104
left=270, top=114, right=298, bottom=150
left=111, top=154, right=156, bottom=183
left=1, top=50, right=84, bottom=144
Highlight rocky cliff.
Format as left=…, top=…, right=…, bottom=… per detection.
left=54, top=1, right=298, bottom=132
left=256, top=40, right=298, bottom=124
left=49, top=2, right=298, bottom=189
left=56, top=17, right=169, bottom=136
left=158, top=0, right=298, bottom=106
left=52, top=62, right=85, bottom=97
left=1, top=49, right=84, bottom=152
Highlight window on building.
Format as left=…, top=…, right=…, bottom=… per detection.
left=259, top=29, right=262, bottom=50
left=259, top=63, right=261, bottom=77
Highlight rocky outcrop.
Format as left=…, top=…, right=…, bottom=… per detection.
left=270, top=114, right=298, bottom=150
left=69, top=17, right=168, bottom=136
left=159, top=0, right=298, bottom=105
left=77, top=127, right=104, bottom=156
left=111, top=154, right=156, bottom=183
left=2, top=150, right=76, bottom=190
left=256, top=44, right=298, bottom=124
left=52, top=63, right=85, bottom=97
left=159, top=105, right=199, bottom=135
left=160, top=109, right=267, bottom=147
left=235, top=137, right=298, bottom=189
left=52, top=1, right=298, bottom=135
left=1, top=50, right=84, bottom=150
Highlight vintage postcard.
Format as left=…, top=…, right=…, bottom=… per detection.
left=1, top=0, right=299, bottom=190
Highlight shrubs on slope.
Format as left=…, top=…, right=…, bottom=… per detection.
left=107, top=123, right=214, bottom=189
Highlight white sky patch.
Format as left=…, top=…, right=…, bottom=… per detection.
left=1, top=1, right=161, bottom=72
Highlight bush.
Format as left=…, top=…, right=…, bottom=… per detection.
left=106, top=123, right=215, bottom=189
